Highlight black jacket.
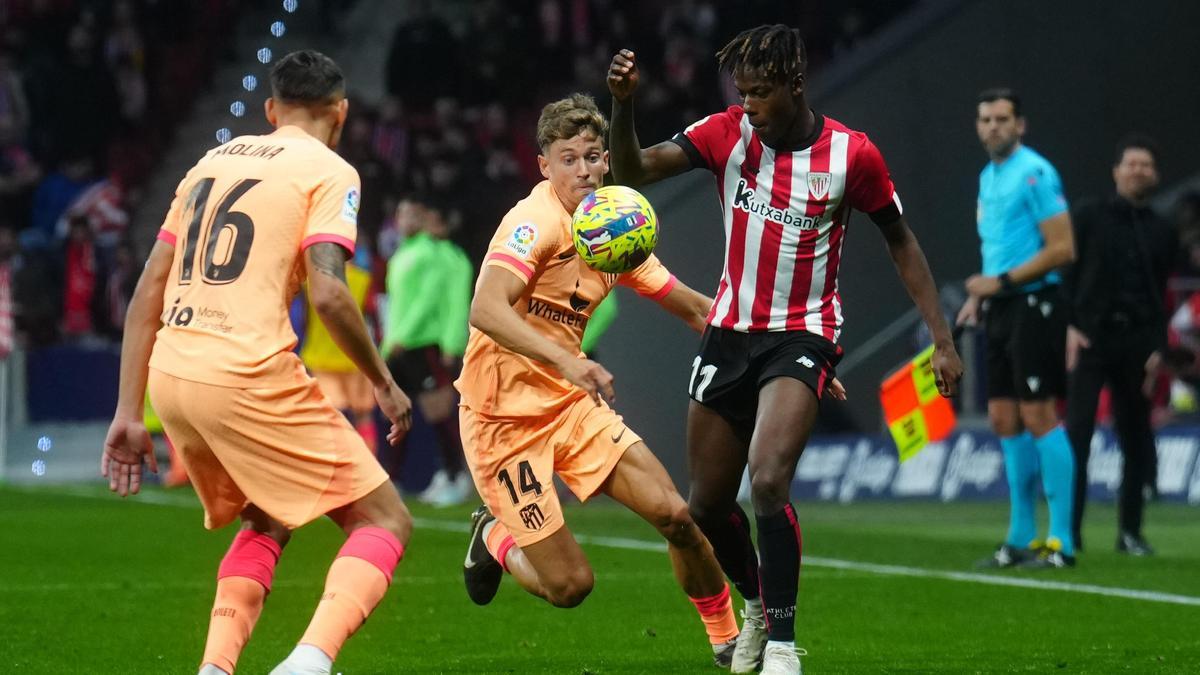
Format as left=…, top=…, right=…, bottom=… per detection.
left=1064, top=195, right=1178, bottom=347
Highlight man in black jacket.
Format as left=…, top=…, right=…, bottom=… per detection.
left=1064, top=135, right=1177, bottom=555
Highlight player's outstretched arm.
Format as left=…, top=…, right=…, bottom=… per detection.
left=103, top=240, right=173, bottom=496
left=607, top=49, right=693, bottom=187
left=878, top=216, right=963, bottom=397
left=470, top=266, right=615, bottom=404
left=306, top=243, right=412, bottom=443
left=654, top=280, right=712, bottom=333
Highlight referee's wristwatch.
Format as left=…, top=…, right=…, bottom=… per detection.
left=998, top=272, right=1015, bottom=292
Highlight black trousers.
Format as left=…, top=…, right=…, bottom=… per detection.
left=1065, top=325, right=1157, bottom=545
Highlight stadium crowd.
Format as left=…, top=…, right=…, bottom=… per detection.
left=5, top=0, right=1200, bottom=424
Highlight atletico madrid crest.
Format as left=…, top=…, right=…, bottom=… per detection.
left=808, top=172, right=831, bottom=200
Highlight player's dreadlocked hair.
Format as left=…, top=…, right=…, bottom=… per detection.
left=715, top=24, right=807, bottom=85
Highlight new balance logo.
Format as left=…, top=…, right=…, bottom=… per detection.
left=520, top=504, right=546, bottom=530
left=796, top=356, right=816, bottom=368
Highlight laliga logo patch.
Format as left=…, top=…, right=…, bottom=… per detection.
left=341, top=187, right=360, bottom=224
left=506, top=222, right=538, bottom=257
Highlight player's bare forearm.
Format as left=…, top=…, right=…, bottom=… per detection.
left=470, top=267, right=577, bottom=370
left=306, top=243, right=394, bottom=388
left=657, top=281, right=712, bottom=333
left=115, top=241, right=173, bottom=419
left=609, top=98, right=649, bottom=186
left=882, top=219, right=954, bottom=346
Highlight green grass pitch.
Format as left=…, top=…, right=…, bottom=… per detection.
left=0, top=484, right=1197, bottom=673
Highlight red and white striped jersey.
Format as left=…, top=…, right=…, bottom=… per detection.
left=673, top=107, right=902, bottom=342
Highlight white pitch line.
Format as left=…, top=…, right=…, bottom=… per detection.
left=15, top=486, right=1200, bottom=607
left=802, top=556, right=1200, bottom=607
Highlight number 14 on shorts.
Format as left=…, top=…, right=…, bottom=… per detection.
left=498, top=460, right=543, bottom=504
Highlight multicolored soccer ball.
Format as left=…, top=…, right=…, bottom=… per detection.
left=571, top=185, right=659, bottom=273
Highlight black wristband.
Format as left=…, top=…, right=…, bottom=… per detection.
left=998, top=272, right=1015, bottom=291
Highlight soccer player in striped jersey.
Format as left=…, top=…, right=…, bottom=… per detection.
left=607, top=25, right=963, bottom=675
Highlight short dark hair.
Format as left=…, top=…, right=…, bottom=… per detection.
left=1114, top=133, right=1160, bottom=166
left=269, top=50, right=345, bottom=105
left=716, top=24, right=807, bottom=85
left=977, top=88, right=1022, bottom=117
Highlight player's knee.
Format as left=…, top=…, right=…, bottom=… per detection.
left=1019, top=405, right=1058, bottom=437
left=988, top=409, right=1021, bottom=437
left=545, top=567, right=594, bottom=608
left=374, top=501, right=414, bottom=545
left=749, top=470, right=790, bottom=513
left=653, top=501, right=702, bottom=548
left=687, top=496, right=727, bottom=535
left=240, top=510, right=291, bottom=547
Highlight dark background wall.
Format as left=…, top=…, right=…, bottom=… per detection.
left=599, top=0, right=1200, bottom=484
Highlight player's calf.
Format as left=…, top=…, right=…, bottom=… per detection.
left=200, top=508, right=289, bottom=675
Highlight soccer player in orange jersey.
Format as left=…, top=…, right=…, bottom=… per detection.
left=101, top=51, right=415, bottom=675
left=458, top=94, right=743, bottom=668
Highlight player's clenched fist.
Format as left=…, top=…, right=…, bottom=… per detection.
left=932, top=344, right=964, bottom=397
left=607, top=49, right=639, bottom=101
left=375, top=381, right=413, bottom=445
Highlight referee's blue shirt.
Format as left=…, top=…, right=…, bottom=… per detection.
left=976, top=144, right=1068, bottom=288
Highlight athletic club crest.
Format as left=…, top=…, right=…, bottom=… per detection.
left=808, top=172, right=831, bottom=200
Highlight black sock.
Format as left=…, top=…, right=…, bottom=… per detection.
left=756, top=503, right=801, bottom=642
left=698, top=503, right=760, bottom=601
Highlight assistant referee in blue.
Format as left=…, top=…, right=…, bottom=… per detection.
left=957, top=88, right=1078, bottom=569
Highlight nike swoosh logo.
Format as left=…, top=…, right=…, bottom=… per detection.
left=611, top=427, right=626, bottom=443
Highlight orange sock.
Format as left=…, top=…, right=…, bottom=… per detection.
left=201, top=531, right=282, bottom=673
left=201, top=577, right=266, bottom=673
left=484, top=520, right=516, bottom=572
left=689, top=584, right=739, bottom=645
left=299, top=527, right=403, bottom=661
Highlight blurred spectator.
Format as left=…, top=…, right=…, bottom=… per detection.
left=4, top=0, right=250, bottom=347
left=384, top=0, right=459, bottom=109
left=61, top=214, right=98, bottom=339
left=58, top=171, right=129, bottom=254
left=0, top=118, right=41, bottom=221
left=0, top=47, right=30, bottom=141
left=30, top=155, right=95, bottom=246
left=0, top=228, right=17, bottom=360
left=101, top=238, right=136, bottom=337
left=44, top=22, right=118, bottom=164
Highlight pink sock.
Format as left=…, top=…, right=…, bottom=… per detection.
left=218, top=530, right=283, bottom=589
